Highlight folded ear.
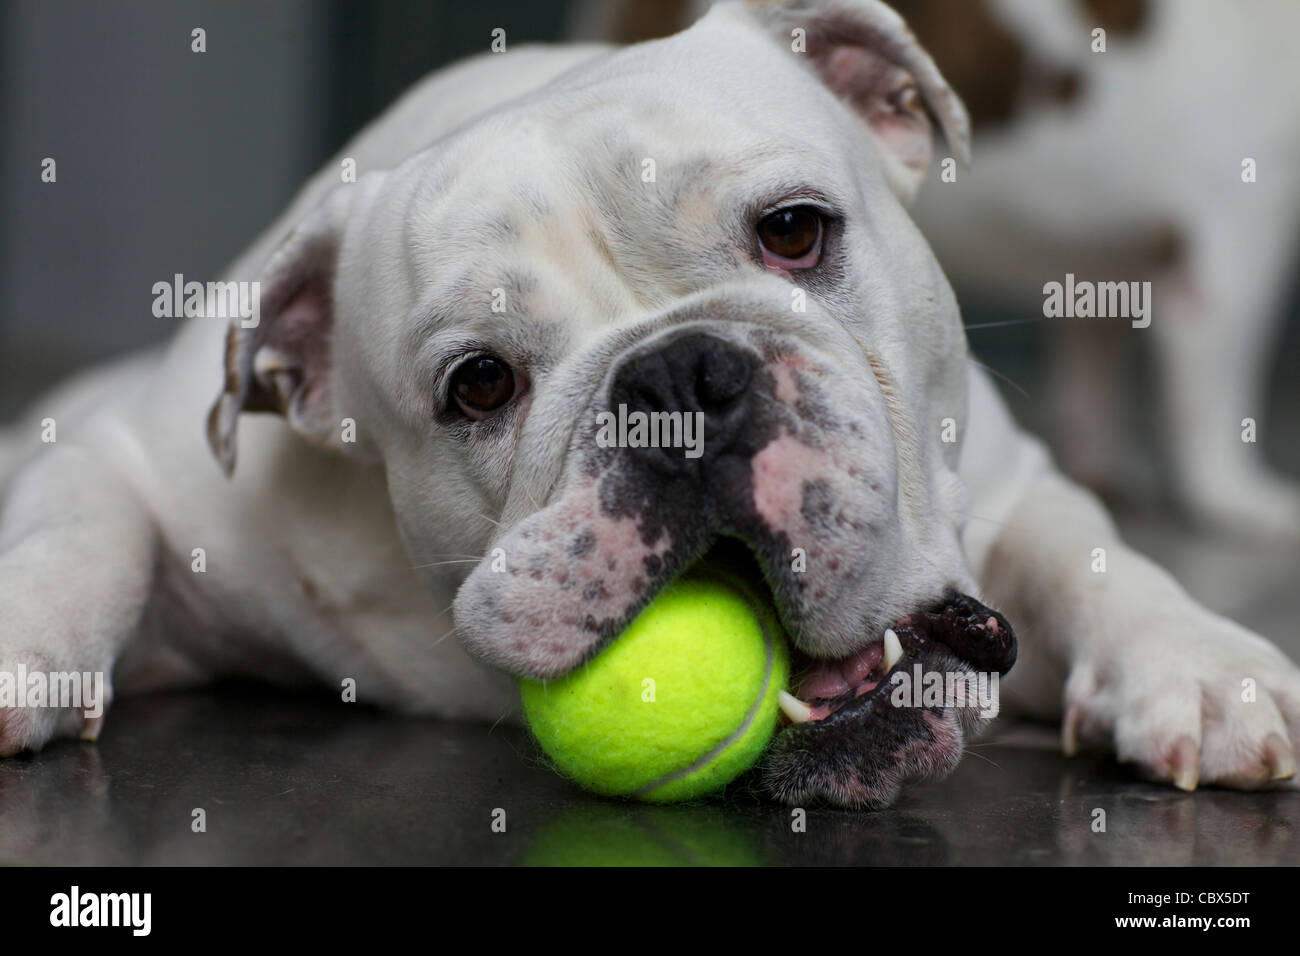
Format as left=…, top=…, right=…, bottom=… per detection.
left=741, top=0, right=970, bottom=202
left=206, top=180, right=372, bottom=476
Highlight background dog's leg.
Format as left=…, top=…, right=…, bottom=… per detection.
left=1050, top=317, right=1135, bottom=501
left=1150, top=208, right=1300, bottom=539
left=0, top=444, right=157, bottom=755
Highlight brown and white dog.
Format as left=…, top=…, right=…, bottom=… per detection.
left=1, top=0, right=1297, bottom=807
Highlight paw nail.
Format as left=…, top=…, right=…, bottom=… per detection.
left=1264, top=734, right=1296, bottom=781
left=1061, top=706, right=1080, bottom=757
left=1171, top=737, right=1199, bottom=792
left=79, top=715, right=104, bottom=742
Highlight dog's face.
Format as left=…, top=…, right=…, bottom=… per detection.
left=210, top=0, right=1016, bottom=808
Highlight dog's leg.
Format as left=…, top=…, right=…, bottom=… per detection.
left=963, top=366, right=1299, bottom=790
left=0, top=444, right=157, bottom=755
left=1050, top=317, right=1136, bottom=500
left=1150, top=209, right=1300, bottom=539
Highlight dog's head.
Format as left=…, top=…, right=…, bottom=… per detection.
left=208, top=0, right=1016, bottom=808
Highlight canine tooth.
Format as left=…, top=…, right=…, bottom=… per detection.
left=778, top=690, right=812, bottom=724
left=883, top=628, right=903, bottom=670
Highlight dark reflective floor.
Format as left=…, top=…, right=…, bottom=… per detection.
left=2, top=685, right=1296, bottom=866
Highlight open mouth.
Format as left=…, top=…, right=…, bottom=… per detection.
left=780, top=600, right=1014, bottom=725
left=784, top=635, right=895, bottom=723
left=687, top=535, right=1018, bottom=808
left=691, top=536, right=1017, bottom=729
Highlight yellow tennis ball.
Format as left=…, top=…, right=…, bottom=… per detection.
left=520, top=573, right=789, bottom=802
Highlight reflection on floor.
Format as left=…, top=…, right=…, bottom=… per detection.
left=0, top=681, right=1295, bottom=866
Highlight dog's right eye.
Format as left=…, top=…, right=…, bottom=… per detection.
left=757, top=205, right=824, bottom=271
left=450, top=354, right=517, bottom=419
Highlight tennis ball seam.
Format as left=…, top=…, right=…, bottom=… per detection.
left=630, top=588, right=778, bottom=798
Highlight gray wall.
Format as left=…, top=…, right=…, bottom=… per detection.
left=0, top=0, right=570, bottom=416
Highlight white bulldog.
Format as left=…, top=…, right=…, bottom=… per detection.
left=0, top=0, right=1296, bottom=808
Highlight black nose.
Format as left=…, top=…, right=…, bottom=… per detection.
left=607, top=332, right=758, bottom=477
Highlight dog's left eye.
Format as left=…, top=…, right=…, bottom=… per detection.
left=450, top=354, right=517, bottom=419
left=757, top=206, right=824, bottom=270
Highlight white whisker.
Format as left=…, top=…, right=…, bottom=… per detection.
left=963, top=317, right=1044, bottom=330
left=409, top=557, right=484, bottom=570
left=970, top=358, right=1032, bottom=402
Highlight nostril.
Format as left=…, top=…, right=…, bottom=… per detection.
left=633, top=383, right=663, bottom=415
left=695, top=346, right=752, bottom=409
left=606, top=333, right=758, bottom=478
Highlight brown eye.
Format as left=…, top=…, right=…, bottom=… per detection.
left=757, top=206, right=824, bottom=266
left=452, top=355, right=516, bottom=417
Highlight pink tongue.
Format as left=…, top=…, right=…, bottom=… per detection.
left=843, top=642, right=884, bottom=684
left=796, top=642, right=885, bottom=699
left=798, top=664, right=850, bottom=700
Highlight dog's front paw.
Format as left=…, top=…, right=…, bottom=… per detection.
left=0, top=649, right=110, bottom=757
left=1062, top=613, right=1299, bottom=790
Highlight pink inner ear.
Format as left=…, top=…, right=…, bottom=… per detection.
left=270, top=279, right=333, bottom=411
left=823, top=45, right=892, bottom=108
left=819, top=45, right=932, bottom=175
